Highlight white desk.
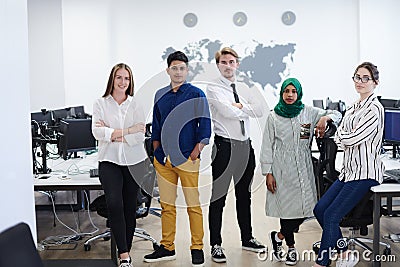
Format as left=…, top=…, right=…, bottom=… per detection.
left=34, top=173, right=102, bottom=191
left=371, top=183, right=400, bottom=267
left=34, top=152, right=101, bottom=207
left=370, top=154, right=400, bottom=266
left=33, top=154, right=117, bottom=265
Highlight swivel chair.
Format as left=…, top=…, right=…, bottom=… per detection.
left=314, top=120, right=340, bottom=199
left=297, top=121, right=339, bottom=233
left=312, top=191, right=391, bottom=260
left=84, top=189, right=160, bottom=251
left=338, top=191, right=391, bottom=255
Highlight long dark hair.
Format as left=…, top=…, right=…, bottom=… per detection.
left=102, top=63, right=134, bottom=97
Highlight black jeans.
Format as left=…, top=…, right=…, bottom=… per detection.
left=209, top=136, right=256, bottom=246
left=280, top=218, right=306, bottom=246
left=99, top=161, right=144, bottom=254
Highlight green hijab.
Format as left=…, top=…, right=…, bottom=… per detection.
left=274, top=78, right=305, bottom=118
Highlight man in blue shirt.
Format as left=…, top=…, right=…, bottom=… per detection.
left=144, top=51, right=211, bottom=266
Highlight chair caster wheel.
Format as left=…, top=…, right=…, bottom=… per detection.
left=383, top=247, right=391, bottom=255
left=152, top=243, right=160, bottom=250
left=84, top=244, right=91, bottom=251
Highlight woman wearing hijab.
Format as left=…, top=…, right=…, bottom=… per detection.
left=260, top=78, right=342, bottom=265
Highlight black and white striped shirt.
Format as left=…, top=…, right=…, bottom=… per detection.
left=335, top=93, right=385, bottom=183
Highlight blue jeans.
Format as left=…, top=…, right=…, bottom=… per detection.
left=313, top=179, right=379, bottom=266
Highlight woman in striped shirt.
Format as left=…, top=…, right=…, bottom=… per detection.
left=313, top=62, right=384, bottom=267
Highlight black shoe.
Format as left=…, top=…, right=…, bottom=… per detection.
left=143, top=244, right=176, bottom=263
left=119, top=257, right=132, bottom=267
left=269, top=231, right=284, bottom=261
left=211, top=244, right=226, bottom=263
left=191, top=249, right=204, bottom=266
left=242, top=238, right=266, bottom=253
left=285, top=249, right=298, bottom=265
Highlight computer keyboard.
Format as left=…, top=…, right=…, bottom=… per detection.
left=384, top=169, right=400, bottom=183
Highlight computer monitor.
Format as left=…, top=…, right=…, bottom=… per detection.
left=384, top=108, right=400, bottom=145
left=67, top=105, right=85, bottom=118
left=378, top=98, right=398, bottom=108
left=31, top=110, right=53, bottom=125
left=58, top=118, right=96, bottom=159
left=31, top=110, right=54, bottom=138
left=313, top=100, right=324, bottom=109
left=52, top=106, right=86, bottom=125
left=52, top=108, right=69, bottom=124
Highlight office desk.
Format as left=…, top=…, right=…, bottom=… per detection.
left=369, top=154, right=400, bottom=266
left=34, top=173, right=102, bottom=211
left=371, top=183, right=400, bottom=267
left=33, top=173, right=117, bottom=265
left=34, top=173, right=102, bottom=191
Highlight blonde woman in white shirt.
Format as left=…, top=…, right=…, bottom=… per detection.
left=92, top=63, right=147, bottom=267
left=313, top=62, right=384, bottom=267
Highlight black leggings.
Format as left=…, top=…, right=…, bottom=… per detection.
left=99, top=161, right=145, bottom=254
left=280, top=218, right=306, bottom=246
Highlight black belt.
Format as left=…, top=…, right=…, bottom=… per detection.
left=214, top=135, right=250, bottom=145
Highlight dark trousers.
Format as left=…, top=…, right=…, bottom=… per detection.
left=280, top=218, right=306, bottom=246
left=99, top=161, right=144, bottom=254
left=209, top=136, right=256, bottom=246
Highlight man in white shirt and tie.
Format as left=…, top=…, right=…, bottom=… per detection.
left=206, top=47, right=266, bottom=263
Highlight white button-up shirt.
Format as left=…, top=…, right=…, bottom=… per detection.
left=92, top=95, right=147, bottom=166
left=206, top=76, right=264, bottom=141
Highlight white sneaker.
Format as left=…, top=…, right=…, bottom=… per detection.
left=336, top=253, right=359, bottom=267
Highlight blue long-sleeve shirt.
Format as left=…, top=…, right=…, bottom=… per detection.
left=151, top=82, right=211, bottom=166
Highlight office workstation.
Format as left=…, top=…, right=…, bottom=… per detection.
left=30, top=107, right=117, bottom=265
left=31, top=106, right=162, bottom=266
left=370, top=99, right=400, bottom=266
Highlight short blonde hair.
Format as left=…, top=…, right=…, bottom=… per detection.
left=215, top=47, right=239, bottom=63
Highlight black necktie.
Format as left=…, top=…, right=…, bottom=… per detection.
left=231, top=83, right=245, bottom=136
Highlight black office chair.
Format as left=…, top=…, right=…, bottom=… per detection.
left=314, top=121, right=340, bottom=199
left=312, top=191, right=391, bottom=259
left=84, top=189, right=160, bottom=251
left=0, top=222, right=44, bottom=267
left=339, top=191, right=391, bottom=255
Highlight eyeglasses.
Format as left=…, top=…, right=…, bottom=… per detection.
left=352, top=75, right=373, bottom=83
